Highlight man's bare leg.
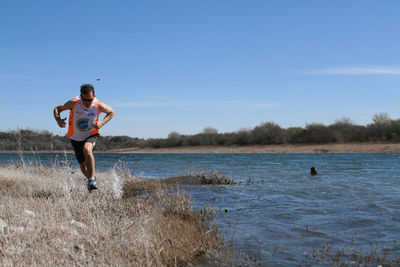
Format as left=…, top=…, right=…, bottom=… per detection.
left=82, top=142, right=95, bottom=180
left=79, top=162, right=90, bottom=178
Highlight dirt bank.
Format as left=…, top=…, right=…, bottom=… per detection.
left=107, top=143, right=400, bottom=154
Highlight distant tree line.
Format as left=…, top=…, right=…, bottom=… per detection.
left=1, top=113, right=400, bottom=151
left=138, top=113, right=400, bottom=148
left=0, top=130, right=142, bottom=151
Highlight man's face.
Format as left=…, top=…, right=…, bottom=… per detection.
left=81, top=92, right=95, bottom=107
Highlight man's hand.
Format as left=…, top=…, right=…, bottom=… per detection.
left=54, top=99, right=76, bottom=129
left=57, top=118, right=67, bottom=128
left=93, top=121, right=104, bottom=129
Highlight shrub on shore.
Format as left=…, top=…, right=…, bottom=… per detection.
left=0, top=164, right=232, bottom=266
left=162, top=171, right=236, bottom=185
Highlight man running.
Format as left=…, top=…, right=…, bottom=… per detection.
left=54, top=84, right=115, bottom=192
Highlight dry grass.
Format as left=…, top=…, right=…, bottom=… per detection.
left=161, top=171, right=236, bottom=185
left=302, top=242, right=400, bottom=267
left=0, top=163, right=233, bottom=266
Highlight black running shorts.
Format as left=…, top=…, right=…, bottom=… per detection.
left=70, top=134, right=99, bottom=164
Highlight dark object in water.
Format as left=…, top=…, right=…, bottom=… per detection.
left=310, top=166, right=317, bottom=175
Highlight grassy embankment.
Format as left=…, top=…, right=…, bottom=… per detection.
left=0, top=160, right=235, bottom=266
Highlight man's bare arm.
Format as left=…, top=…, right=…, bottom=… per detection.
left=93, top=102, right=115, bottom=129
left=54, top=100, right=76, bottom=128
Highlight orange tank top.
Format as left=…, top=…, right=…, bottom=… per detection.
left=67, top=96, right=101, bottom=141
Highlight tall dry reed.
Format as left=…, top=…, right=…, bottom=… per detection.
left=0, top=162, right=233, bottom=266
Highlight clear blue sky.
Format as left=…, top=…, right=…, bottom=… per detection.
left=2, top=1, right=400, bottom=138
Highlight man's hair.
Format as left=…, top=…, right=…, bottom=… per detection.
left=80, top=84, right=95, bottom=95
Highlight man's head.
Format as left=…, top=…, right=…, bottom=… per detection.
left=80, top=84, right=95, bottom=95
left=80, top=84, right=95, bottom=107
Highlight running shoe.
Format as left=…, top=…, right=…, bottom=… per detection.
left=88, top=178, right=98, bottom=193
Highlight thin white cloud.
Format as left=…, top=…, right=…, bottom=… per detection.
left=113, top=101, right=187, bottom=108
left=303, top=66, right=400, bottom=75
left=114, top=99, right=280, bottom=110
left=118, top=116, right=159, bottom=121
left=247, top=102, right=280, bottom=109
left=0, top=73, right=31, bottom=79
left=218, top=101, right=280, bottom=110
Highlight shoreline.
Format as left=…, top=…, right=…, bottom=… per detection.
left=108, top=143, right=400, bottom=153
left=2, top=143, right=399, bottom=154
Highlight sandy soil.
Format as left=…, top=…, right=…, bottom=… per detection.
left=107, top=143, right=400, bottom=154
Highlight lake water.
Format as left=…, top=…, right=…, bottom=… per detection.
left=1, top=152, right=400, bottom=265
